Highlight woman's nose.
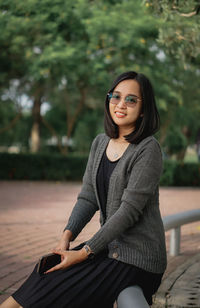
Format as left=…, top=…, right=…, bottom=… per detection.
left=116, top=97, right=127, bottom=108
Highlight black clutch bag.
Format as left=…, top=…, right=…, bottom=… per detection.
left=37, top=253, right=61, bottom=275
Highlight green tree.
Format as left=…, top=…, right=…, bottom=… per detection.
left=0, top=99, right=32, bottom=149
left=0, top=0, right=92, bottom=153
left=1, top=0, right=199, bottom=160
left=146, top=0, right=200, bottom=68
left=0, top=0, right=163, bottom=154
left=145, top=0, right=200, bottom=160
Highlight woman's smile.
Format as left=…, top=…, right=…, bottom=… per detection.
left=115, top=111, right=127, bottom=118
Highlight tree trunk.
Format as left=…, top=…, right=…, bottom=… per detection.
left=30, top=94, right=42, bottom=153
left=159, top=113, right=172, bottom=146
left=176, top=125, right=191, bottom=162
left=40, top=115, right=65, bottom=155
left=63, top=87, right=86, bottom=154
left=176, top=148, right=187, bottom=161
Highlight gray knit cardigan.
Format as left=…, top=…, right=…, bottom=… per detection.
left=64, top=133, right=167, bottom=273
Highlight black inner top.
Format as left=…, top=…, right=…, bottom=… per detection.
left=96, top=150, right=120, bottom=218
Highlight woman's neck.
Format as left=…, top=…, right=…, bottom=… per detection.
left=116, top=126, right=135, bottom=143
left=114, top=136, right=128, bottom=143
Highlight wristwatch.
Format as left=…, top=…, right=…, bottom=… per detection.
left=83, top=245, right=94, bottom=259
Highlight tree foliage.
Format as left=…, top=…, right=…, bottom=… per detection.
left=146, top=0, right=200, bottom=68
left=0, top=0, right=162, bottom=153
left=0, top=0, right=199, bottom=160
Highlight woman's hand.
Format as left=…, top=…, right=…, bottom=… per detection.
left=44, top=248, right=88, bottom=274
left=54, top=230, right=73, bottom=261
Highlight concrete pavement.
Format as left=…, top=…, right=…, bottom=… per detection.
left=0, top=181, right=200, bottom=306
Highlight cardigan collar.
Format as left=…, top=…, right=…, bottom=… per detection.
left=91, top=134, right=133, bottom=219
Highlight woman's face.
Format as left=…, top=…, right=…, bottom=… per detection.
left=109, top=79, right=143, bottom=132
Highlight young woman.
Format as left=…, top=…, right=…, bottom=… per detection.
left=1, top=71, right=167, bottom=308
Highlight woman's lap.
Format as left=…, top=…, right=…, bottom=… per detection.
left=12, top=244, right=162, bottom=308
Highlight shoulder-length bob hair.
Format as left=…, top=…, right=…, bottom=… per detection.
left=104, top=71, right=160, bottom=144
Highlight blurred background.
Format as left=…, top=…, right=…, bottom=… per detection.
left=0, top=0, right=200, bottom=185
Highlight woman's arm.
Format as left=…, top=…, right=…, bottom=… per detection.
left=85, top=139, right=163, bottom=254
left=63, top=135, right=100, bottom=241
left=48, top=137, right=101, bottom=272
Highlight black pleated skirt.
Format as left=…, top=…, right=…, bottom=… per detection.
left=12, top=243, right=163, bottom=308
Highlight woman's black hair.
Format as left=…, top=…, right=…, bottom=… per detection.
left=104, top=71, right=160, bottom=144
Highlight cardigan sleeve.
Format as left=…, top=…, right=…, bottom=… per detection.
left=64, top=136, right=100, bottom=240
left=86, top=139, right=163, bottom=254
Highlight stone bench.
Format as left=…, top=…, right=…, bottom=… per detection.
left=152, top=252, right=200, bottom=308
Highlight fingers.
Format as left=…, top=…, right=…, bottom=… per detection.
left=52, top=248, right=62, bottom=255
left=53, top=247, right=61, bottom=251
left=44, top=262, right=63, bottom=274
left=44, top=250, right=68, bottom=273
left=52, top=246, right=68, bottom=253
left=54, top=239, right=70, bottom=252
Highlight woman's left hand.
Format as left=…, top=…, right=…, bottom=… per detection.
left=44, top=248, right=88, bottom=274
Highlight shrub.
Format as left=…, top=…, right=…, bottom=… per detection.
left=0, top=152, right=88, bottom=181
left=160, top=160, right=177, bottom=186
left=173, top=162, right=200, bottom=186
left=0, top=153, right=200, bottom=186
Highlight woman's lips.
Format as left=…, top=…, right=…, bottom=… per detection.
left=115, top=111, right=126, bottom=118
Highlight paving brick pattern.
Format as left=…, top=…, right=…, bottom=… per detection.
left=0, top=181, right=200, bottom=305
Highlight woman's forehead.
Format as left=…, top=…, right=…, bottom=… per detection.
left=114, top=79, right=140, bottom=94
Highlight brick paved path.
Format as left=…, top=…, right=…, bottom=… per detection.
left=0, top=181, right=200, bottom=305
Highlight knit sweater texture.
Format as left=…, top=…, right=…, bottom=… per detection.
left=64, top=133, right=167, bottom=273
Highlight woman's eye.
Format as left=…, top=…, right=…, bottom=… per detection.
left=126, top=96, right=137, bottom=103
left=112, top=94, right=120, bottom=99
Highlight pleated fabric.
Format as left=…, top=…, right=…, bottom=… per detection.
left=12, top=243, right=163, bottom=308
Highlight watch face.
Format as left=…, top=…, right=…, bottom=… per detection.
left=83, top=245, right=94, bottom=259
left=84, top=245, right=90, bottom=254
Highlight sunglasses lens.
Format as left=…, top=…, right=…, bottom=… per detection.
left=108, top=93, right=139, bottom=107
